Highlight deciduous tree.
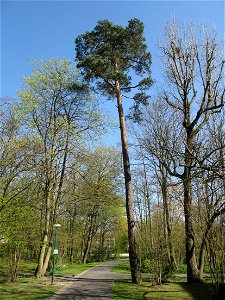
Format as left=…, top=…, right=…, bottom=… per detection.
left=152, top=20, right=224, bottom=282
left=18, top=58, right=104, bottom=278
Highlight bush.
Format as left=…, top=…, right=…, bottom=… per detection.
left=141, top=257, right=175, bottom=285
left=141, top=259, right=154, bottom=273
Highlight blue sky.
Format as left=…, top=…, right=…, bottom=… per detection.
left=1, top=0, right=224, bottom=144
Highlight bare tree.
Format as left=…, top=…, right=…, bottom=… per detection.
left=132, top=100, right=180, bottom=270
left=156, top=20, right=224, bottom=282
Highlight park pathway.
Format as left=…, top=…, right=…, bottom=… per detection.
left=51, top=260, right=131, bottom=300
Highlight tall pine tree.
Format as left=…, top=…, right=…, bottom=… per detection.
left=75, top=18, right=152, bottom=284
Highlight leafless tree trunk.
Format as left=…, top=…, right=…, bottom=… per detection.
left=143, top=162, right=153, bottom=249
left=160, top=164, right=177, bottom=269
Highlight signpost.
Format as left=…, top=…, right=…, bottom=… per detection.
left=51, top=224, right=61, bottom=285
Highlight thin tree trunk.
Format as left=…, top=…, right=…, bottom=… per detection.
left=161, top=165, right=177, bottom=269
left=35, top=192, right=51, bottom=278
left=99, top=229, right=106, bottom=261
left=38, top=124, right=69, bottom=277
left=69, top=204, right=77, bottom=262
left=81, top=219, right=89, bottom=262
left=9, top=246, right=20, bottom=282
left=82, top=213, right=96, bottom=264
left=35, top=235, right=48, bottom=278
left=143, top=163, right=153, bottom=249
left=115, top=79, right=141, bottom=284
left=135, top=186, right=143, bottom=224
left=42, top=244, right=53, bottom=276
left=36, top=121, right=56, bottom=279
left=52, top=127, right=69, bottom=225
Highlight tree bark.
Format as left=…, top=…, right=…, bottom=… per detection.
left=9, top=246, right=20, bottom=282
left=82, top=213, right=96, bottom=264
left=98, top=229, right=106, bottom=261
left=143, top=163, right=153, bottom=249
left=42, top=244, right=52, bottom=276
left=35, top=192, right=51, bottom=278
left=160, top=164, right=177, bottom=269
left=116, top=81, right=141, bottom=284
left=183, top=135, right=202, bottom=282
left=35, top=234, right=48, bottom=278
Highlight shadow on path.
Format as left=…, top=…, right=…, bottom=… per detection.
left=51, top=260, right=130, bottom=300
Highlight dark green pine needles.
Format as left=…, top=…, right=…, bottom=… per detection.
left=75, top=18, right=153, bottom=122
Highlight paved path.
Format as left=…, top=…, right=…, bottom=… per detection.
left=51, top=260, right=131, bottom=300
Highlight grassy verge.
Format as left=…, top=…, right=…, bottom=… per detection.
left=174, top=264, right=210, bottom=274
left=113, top=278, right=213, bottom=300
left=0, top=276, right=59, bottom=300
left=112, top=261, right=213, bottom=299
left=112, top=261, right=211, bottom=275
left=55, top=261, right=103, bottom=275
left=112, top=261, right=131, bottom=274
left=0, top=259, right=102, bottom=299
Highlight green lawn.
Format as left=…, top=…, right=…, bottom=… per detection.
left=174, top=264, right=210, bottom=274
left=0, top=259, right=102, bottom=300
left=112, top=261, right=214, bottom=300
left=113, top=261, right=211, bottom=276
left=0, top=259, right=214, bottom=300
left=0, top=276, right=58, bottom=300
left=112, top=261, right=131, bottom=274
left=113, top=278, right=213, bottom=300
left=55, top=261, right=102, bottom=275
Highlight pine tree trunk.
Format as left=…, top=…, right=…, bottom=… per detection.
left=116, top=83, right=141, bottom=284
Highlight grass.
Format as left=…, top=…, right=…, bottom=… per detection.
left=15, top=260, right=38, bottom=274
left=0, top=259, right=103, bottom=299
left=174, top=264, right=210, bottom=274
left=112, top=261, right=131, bottom=274
left=0, top=259, right=37, bottom=283
left=0, top=276, right=59, bottom=299
left=55, top=261, right=102, bottom=275
left=112, top=261, right=214, bottom=299
left=113, top=261, right=211, bottom=276
left=113, top=278, right=213, bottom=300
left=0, top=259, right=214, bottom=299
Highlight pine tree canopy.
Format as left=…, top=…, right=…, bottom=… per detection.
left=75, top=18, right=153, bottom=117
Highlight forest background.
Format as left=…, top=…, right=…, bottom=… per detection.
left=1, top=0, right=225, bottom=298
